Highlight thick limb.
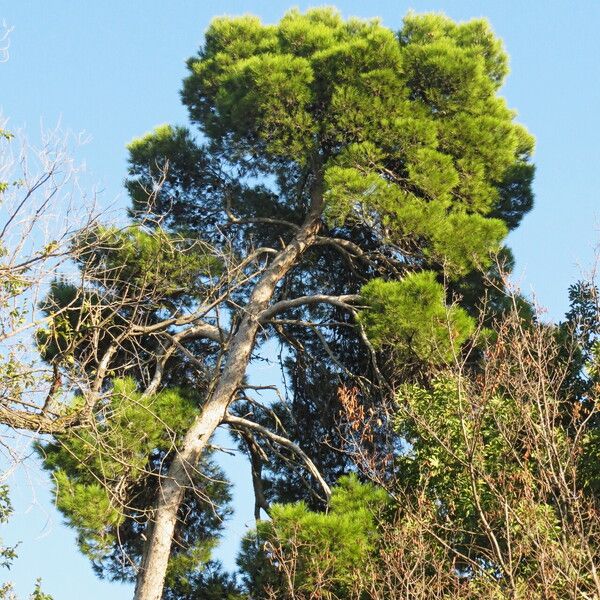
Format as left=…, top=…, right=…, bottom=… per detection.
left=132, top=196, right=323, bottom=600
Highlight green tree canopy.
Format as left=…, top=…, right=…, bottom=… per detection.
left=33, top=9, right=536, bottom=600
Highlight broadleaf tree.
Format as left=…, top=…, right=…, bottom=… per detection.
left=239, top=299, right=600, bottom=599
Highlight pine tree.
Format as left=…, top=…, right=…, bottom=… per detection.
left=37, top=9, right=534, bottom=599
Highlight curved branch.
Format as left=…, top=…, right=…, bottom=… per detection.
left=175, top=321, right=225, bottom=344
left=226, top=216, right=300, bottom=231
left=314, top=235, right=367, bottom=258
left=314, top=236, right=405, bottom=277
left=224, top=413, right=331, bottom=498
left=141, top=345, right=177, bottom=399
left=261, top=294, right=361, bottom=321
left=0, top=395, right=94, bottom=434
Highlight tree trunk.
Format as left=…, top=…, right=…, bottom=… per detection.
left=132, top=194, right=323, bottom=600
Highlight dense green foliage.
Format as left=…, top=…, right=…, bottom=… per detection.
left=79, top=225, right=220, bottom=300
left=239, top=475, right=388, bottom=598
left=177, top=9, right=533, bottom=273
left=38, top=379, right=231, bottom=588
left=28, top=7, right=541, bottom=599
left=244, top=326, right=600, bottom=598
left=129, top=7, right=534, bottom=281
left=359, top=272, right=474, bottom=361
left=124, top=6, right=534, bottom=510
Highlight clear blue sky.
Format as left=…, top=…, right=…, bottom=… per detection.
left=1, top=1, right=600, bottom=598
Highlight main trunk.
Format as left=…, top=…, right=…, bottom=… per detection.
left=132, top=198, right=322, bottom=600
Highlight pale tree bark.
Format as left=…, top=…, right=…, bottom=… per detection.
left=132, top=191, right=324, bottom=600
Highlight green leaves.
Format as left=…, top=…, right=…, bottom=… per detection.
left=183, top=7, right=532, bottom=201
left=39, top=379, right=200, bottom=562
left=136, top=8, right=535, bottom=297
left=52, top=470, right=123, bottom=559
left=217, top=52, right=316, bottom=157
left=78, top=224, right=221, bottom=303
left=407, top=147, right=459, bottom=199
left=246, top=475, right=388, bottom=597
left=28, top=580, right=54, bottom=600
left=359, top=271, right=475, bottom=362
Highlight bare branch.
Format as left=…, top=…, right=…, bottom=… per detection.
left=224, top=413, right=331, bottom=499
left=260, top=294, right=361, bottom=321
